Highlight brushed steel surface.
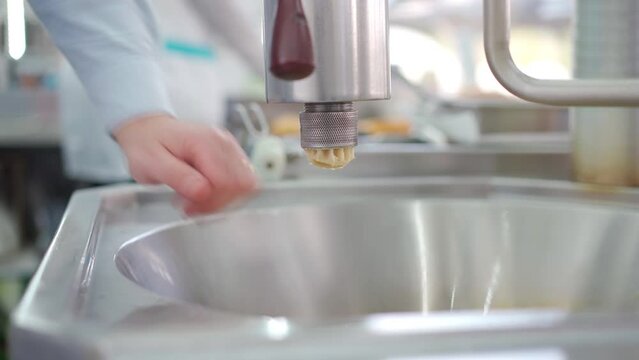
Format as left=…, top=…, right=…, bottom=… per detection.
left=116, top=197, right=639, bottom=321
left=13, top=173, right=639, bottom=358
left=264, top=0, right=391, bottom=103
left=284, top=143, right=572, bottom=180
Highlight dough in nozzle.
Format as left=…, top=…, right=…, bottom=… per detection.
left=304, top=147, right=355, bottom=169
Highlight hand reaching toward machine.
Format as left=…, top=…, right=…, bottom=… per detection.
left=114, top=115, right=258, bottom=215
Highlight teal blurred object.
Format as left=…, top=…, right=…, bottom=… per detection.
left=163, top=39, right=216, bottom=60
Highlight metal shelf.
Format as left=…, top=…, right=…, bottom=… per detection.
left=391, top=0, right=574, bottom=28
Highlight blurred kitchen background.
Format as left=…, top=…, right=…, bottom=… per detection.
left=0, top=0, right=574, bottom=355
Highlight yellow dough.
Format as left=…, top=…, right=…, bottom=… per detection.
left=304, top=147, right=355, bottom=169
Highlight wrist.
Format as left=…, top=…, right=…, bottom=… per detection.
left=112, top=112, right=175, bottom=143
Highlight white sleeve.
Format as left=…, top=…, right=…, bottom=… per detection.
left=188, top=0, right=264, bottom=76
left=28, top=0, right=175, bottom=131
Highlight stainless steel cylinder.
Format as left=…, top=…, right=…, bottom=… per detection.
left=572, top=0, right=639, bottom=186
left=263, top=0, right=391, bottom=104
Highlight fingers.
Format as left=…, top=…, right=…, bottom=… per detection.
left=182, top=195, right=233, bottom=216
left=219, top=129, right=258, bottom=191
left=182, top=128, right=257, bottom=195
left=173, top=129, right=257, bottom=215
left=147, top=149, right=214, bottom=203
left=118, top=117, right=258, bottom=216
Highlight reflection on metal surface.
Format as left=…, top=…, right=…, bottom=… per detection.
left=484, top=210, right=512, bottom=315
left=118, top=195, right=639, bottom=321
left=365, top=312, right=565, bottom=335
left=265, top=317, right=291, bottom=340
left=484, top=261, right=502, bottom=315
left=413, top=203, right=429, bottom=313
left=386, top=348, right=566, bottom=360
left=449, top=274, right=458, bottom=312
left=148, top=251, right=175, bottom=287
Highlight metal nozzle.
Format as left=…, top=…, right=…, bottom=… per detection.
left=300, top=102, right=358, bottom=149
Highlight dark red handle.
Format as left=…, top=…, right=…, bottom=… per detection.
left=270, top=0, right=315, bottom=81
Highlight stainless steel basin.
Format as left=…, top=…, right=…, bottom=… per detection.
left=13, top=177, right=639, bottom=359
left=116, top=191, right=639, bottom=322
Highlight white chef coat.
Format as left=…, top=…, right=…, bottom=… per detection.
left=29, top=0, right=262, bottom=182
left=29, top=0, right=175, bottom=131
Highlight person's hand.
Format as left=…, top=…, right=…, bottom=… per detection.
left=113, top=114, right=257, bottom=215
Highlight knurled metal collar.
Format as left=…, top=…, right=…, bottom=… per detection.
left=300, top=105, right=358, bottom=149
